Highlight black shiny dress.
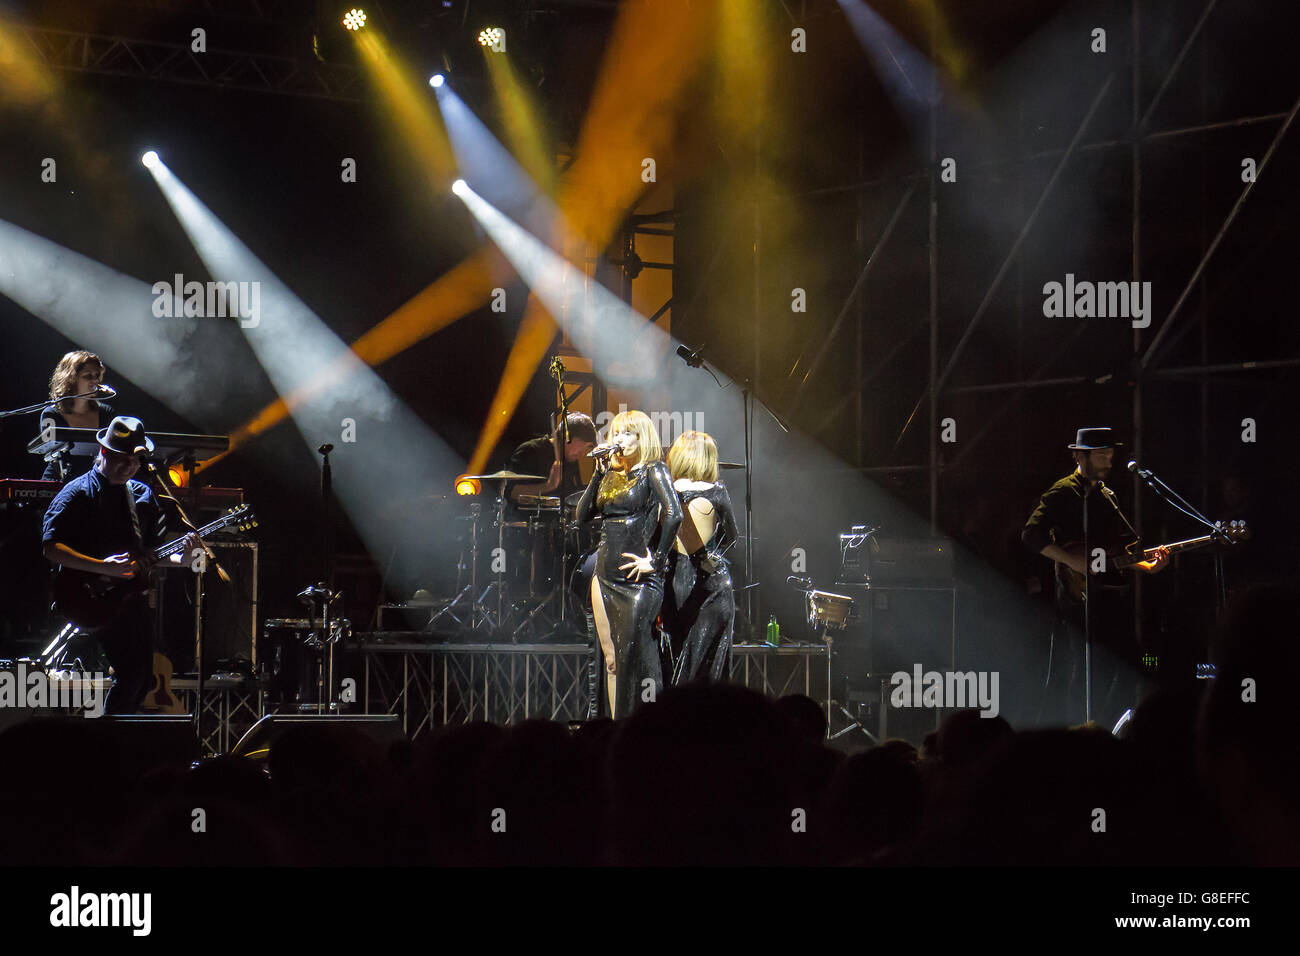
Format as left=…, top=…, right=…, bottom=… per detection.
left=576, top=459, right=682, bottom=719
left=663, top=480, right=739, bottom=684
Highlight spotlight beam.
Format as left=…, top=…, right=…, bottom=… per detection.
left=464, top=0, right=715, bottom=471
left=0, top=217, right=252, bottom=426
left=144, top=157, right=466, bottom=594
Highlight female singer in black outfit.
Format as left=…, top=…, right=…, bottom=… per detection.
left=39, top=351, right=114, bottom=480
left=663, top=431, right=738, bottom=683
left=576, top=410, right=682, bottom=718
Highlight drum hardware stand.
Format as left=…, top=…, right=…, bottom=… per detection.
left=493, top=480, right=509, bottom=635
left=427, top=503, right=495, bottom=632
left=450, top=471, right=545, bottom=636
left=792, top=579, right=877, bottom=743
left=510, top=592, right=558, bottom=641
left=298, top=583, right=343, bottom=713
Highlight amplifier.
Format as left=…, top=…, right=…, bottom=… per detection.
left=855, top=537, right=954, bottom=586
left=159, top=541, right=258, bottom=675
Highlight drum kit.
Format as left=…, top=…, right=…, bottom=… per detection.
left=420, top=469, right=599, bottom=641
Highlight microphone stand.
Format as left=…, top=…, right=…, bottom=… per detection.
left=0, top=386, right=111, bottom=420
left=142, top=460, right=229, bottom=750
left=1129, top=463, right=1232, bottom=614
left=316, top=444, right=336, bottom=711
left=676, top=344, right=789, bottom=635
left=2, top=387, right=115, bottom=481
left=1082, top=481, right=1093, bottom=725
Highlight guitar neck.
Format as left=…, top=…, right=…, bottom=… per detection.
left=1113, top=533, right=1218, bottom=569
left=151, top=513, right=241, bottom=562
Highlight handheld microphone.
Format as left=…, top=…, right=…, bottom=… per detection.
left=588, top=437, right=630, bottom=459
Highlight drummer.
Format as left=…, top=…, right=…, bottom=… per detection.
left=506, top=411, right=597, bottom=507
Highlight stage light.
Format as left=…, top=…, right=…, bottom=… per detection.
left=342, top=8, right=367, bottom=31
left=477, top=27, right=505, bottom=52
left=167, top=463, right=191, bottom=488
left=141, top=150, right=159, bottom=168
left=455, top=475, right=481, bottom=496
left=451, top=178, right=468, bottom=196
left=429, top=73, right=445, bottom=88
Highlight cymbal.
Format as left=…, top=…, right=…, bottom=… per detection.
left=718, top=461, right=745, bottom=470
left=463, top=470, right=546, bottom=483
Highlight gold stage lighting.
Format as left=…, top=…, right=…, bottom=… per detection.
left=455, top=475, right=481, bottom=496
left=477, top=27, right=505, bottom=52
left=342, top=8, right=367, bottom=31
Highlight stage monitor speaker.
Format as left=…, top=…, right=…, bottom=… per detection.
left=0, top=713, right=198, bottom=779
left=865, top=537, right=954, bottom=587
left=231, top=713, right=405, bottom=760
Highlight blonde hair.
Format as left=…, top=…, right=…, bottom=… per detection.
left=49, top=350, right=104, bottom=413
left=607, top=409, right=662, bottom=469
left=668, top=430, right=718, bottom=483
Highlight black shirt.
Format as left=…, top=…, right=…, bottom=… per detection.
left=1022, top=472, right=1138, bottom=557
left=42, top=465, right=167, bottom=561
left=37, top=403, right=114, bottom=481
left=506, top=435, right=585, bottom=501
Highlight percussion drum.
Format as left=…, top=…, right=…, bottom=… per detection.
left=260, top=617, right=350, bottom=707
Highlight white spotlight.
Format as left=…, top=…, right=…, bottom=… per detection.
left=451, top=179, right=468, bottom=196
left=429, top=74, right=445, bottom=88
left=141, top=151, right=160, bottom=169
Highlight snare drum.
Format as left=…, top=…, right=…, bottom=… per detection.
left=806, top=590, right=854, bottom=630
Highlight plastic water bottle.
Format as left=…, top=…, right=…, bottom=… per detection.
left=766, top=615, right=780, bottom=646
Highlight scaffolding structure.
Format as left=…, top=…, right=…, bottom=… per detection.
left=756, top=0, right=1297, bottom=638
left=1, top=18, right=365, bottom=102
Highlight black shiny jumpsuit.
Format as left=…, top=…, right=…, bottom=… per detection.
left=576, top=459, right=682, bottom=719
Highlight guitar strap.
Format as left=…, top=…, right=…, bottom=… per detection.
left=1098, top=483, right=1140, bottom=547
left=123, top=482, right=145, bottom=554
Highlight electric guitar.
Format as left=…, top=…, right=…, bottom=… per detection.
left=53, top=505, right=256, bottom=629
left=1056, top=520, right=1249, bottom=603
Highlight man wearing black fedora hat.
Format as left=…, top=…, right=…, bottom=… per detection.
left=41, top=416, right=198, bottom=715
left=1023, top=427, right=1170, bottom=727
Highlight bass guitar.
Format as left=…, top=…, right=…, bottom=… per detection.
left=53, top=504, right=256, bottom=629
left=1056, top=520, right=1249, bottom=603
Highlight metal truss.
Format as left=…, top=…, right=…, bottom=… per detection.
left=173, top=678, right=263, bottom=755
left=359, top=641, right=592, bottom=738
left=730, top=642, right=831, bottom=715
left=772, top=0, right=1299, bottom=648
left=2, top=19, right=365, bottom=102
left=354, top=639, right=833, bottom=735
left=794, top=0, right=1298, bottom=511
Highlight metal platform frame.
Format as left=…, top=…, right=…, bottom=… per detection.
left=357, top=641, right=593, bottom=738
left=173, top=678, right=263, bottom=755
left=730, top=642, right=831, bottom=715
